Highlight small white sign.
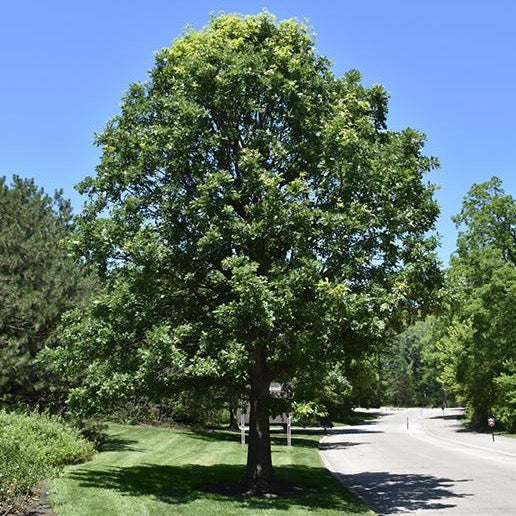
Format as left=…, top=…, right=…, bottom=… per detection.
left=488, top=417, right=496, bottom=427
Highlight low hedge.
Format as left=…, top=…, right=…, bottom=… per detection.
left=0, top=410, right=94, bottom=513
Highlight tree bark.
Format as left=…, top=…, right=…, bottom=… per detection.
left=244, top=344, right=273, bottom=490
left=228, top=406, right=239, bottom=431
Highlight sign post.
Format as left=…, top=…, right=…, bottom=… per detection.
left=240, top=412, right=246, bottom=448
left=488, top=417, right=496, bottom=442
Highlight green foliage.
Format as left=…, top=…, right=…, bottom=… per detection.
left=493, top=361, right=516, bottom=432
left=454, top=177, right=514, bottom=262
left=0, top=176, right=96, bottom=407
left=290, top=355, right=384, bottom=421
left=287, top=360, right=359, bottom=424
left=436, top=178, right=515, bottom=428
left=381, top=318, right=445, bottom=407
left=291, top=401, right=329, bottom=427
left=0, top=410, right=94, bottom=512
left=50, top=12, right=441, bottom=480
left=344, top=356, right=382, bottom=408
left=55, top=10, right=440, bottom=408
left=0, top=437, right=49, bottom=513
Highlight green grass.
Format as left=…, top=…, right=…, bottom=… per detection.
left=49, top=424, right=373, bottom=515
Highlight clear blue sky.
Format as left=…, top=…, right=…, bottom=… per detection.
left=1, top=1, right=515, bottom=264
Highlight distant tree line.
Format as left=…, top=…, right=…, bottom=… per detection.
left=379, top=177, right=515, bottom=432
left=1, top=173, right=514, bottom=435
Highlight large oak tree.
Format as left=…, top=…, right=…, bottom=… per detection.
left=57, top=13, right=441, bottom=490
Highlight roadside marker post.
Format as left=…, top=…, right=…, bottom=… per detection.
left=240, top=412, right=246, bottom=448
left=488, top=417, right=496, bottom=442
left=287, top=415, right=292, bottom=448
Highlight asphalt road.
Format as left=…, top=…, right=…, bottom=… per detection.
left=319, top=408, right=516, bottom=515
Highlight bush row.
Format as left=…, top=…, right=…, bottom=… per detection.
left=0, top=410, right=94, bottom=513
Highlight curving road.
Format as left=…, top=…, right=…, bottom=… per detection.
left=319, top=408, right=516, bottom=515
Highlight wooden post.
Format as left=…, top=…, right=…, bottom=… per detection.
left=240, top=412, right=246, bottom=448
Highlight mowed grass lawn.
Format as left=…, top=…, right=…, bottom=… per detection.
left=49, top=423, right=373, bottom=516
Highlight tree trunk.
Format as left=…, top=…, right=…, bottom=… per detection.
left=244, top=344, right=273, bottom=490
left=228, top=406, right=239, bottom=431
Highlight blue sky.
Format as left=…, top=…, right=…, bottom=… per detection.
left=1, top=1, right=514, bottom=263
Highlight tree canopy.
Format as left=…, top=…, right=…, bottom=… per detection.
left=435, top=177, right=515, bottom=429
left=53, top=12, right=441, bottom=489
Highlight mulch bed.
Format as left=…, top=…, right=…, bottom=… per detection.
left=22, top=484, right=55, bottom=516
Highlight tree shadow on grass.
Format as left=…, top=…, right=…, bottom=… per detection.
left=187, top=428, right=241, bottom=443
left=100, top=433, right=144, bottom=452
left=189, top=428, right=323, bottom=449
left=270, top=436, right=320, bottom=448
left=66, top=463, right=366, bottom=512
left=338, top=471, right=472, bottom=515
left=188, top=423, right=382, bottom=451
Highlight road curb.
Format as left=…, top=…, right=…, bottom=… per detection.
left=318, top=433, right=374, bottom=513
left=422, top=420, right=516, bottom=460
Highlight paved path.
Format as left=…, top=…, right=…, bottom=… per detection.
left=319, top=408, right=516, bottom=515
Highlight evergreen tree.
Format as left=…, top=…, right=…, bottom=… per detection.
left=0, top=176, right=94, bottom=407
